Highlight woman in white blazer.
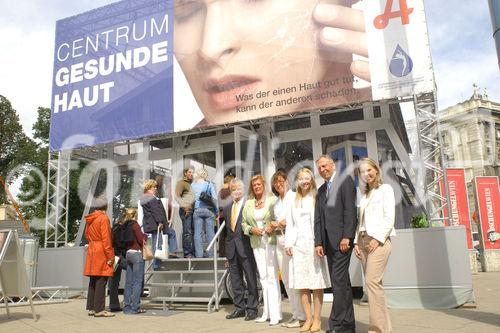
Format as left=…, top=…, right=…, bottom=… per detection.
left=354, top=158, right=395, bottom=333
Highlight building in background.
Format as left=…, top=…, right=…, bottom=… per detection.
left=439, top=84, right=500, bottom=235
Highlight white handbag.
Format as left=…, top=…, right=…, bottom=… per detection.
left=154, top=225, right=169, bottom=260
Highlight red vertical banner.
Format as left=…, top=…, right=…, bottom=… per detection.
left=475, top=176, right=500, bottom=250
left=440, top=169, right=473, bottom=248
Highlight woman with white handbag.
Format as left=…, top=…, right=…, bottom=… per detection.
left=140, top=179, right=169, bottom=269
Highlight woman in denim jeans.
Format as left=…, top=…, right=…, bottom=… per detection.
left=122, top=208, right=147, bottom=315
left=191, top=169, right=218, bottom=258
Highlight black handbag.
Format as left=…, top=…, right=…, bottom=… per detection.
left=199, top=182, right=216, bottom=208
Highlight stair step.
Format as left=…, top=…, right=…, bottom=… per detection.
left=151, top=296, right=211, bottom=303
left=159, top=257, right=227, bottom=262
left=145, top=270, right=226, bottom=275
left=147, top=282, right=215, bottom=288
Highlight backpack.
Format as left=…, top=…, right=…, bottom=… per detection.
left=112, top=221, right=134, bottom=250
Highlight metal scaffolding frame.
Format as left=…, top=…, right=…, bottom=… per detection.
left=44, top=151, right=71, bottom=248
left=0, top=286, right=69, bottom=308
left=414, top=92, right=451, bottom=224
left=45, top=94, right=450, bottom=244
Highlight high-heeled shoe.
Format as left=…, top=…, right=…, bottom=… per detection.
left=310, top=321, right=321, bottom=333
left=299, top=321, right=312, bottom=332
left=269, top=319, right=280, bottom=326
left=255, top=316, right=268, bottom=323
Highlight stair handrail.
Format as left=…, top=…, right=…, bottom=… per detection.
left=206, top=221, right=225, bottom=253
left=206, top=221, right=225, bottom=311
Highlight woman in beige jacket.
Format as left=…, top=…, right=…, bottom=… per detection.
left=354, top=158, right=396, bottom=333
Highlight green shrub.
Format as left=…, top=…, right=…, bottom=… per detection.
left=411, top=213, right=429, bottom=228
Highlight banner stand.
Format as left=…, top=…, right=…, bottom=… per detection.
left=0, top=229, right=37, bottom=321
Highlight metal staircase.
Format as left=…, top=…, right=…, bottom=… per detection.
left=145, top=257, right=228, bottom=312
left=145, top=222, right=229, bottom=313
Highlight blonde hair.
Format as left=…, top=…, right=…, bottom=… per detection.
left=248, top=174, right=266, bottom=199
left=294, top=168, right=317, bottom=205
left=143, top=179, right=157, bottom=193
left=359, top=157, right=383, bottom=194
left=230, top=178, right=244, bottom=192
left=224, top=174, right=235, bottom=185
left=195, top=169, right=209, bottom=181
left=123, top=207, right=138, bottom=222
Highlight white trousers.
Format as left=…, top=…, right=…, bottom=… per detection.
left=277, top=234, right=306, bottom=321
left=253, top=236, right=282, bottom=322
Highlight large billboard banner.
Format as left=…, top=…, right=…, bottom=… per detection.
left=50, top=1, right=174, bottom=151
left=440, top=169, right=473, bottom=249
left=475, top=176, right=500, bottom=250
left=49, top=0, right=435, bottom=151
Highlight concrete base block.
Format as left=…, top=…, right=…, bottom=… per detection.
left=481, top=250, right=500, bottom=271
left=469, top=250, right=479, bottom=273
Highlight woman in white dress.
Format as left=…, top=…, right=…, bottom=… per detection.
left=271, top=170, right=306, bottom=328
left=285, top=168, right=331, bottom=333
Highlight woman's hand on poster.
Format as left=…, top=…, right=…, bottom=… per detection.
left=313, top=0, right=371, bottom=82
left=286, top=247, right=293, bottom=257
left=354, top=244, right=361, bottom=260
left=265, top=225, right=274, bottom=234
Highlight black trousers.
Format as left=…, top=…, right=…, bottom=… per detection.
left=87, top=276, right=108, bottom=313
left=326, top=247, right=355, bottom=331
left=228, top=251, right=258, bottom=315
left=108, top=266, right=122, bottom=310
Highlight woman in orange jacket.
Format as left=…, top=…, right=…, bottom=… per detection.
left=84, top=198, right=115, bottom=317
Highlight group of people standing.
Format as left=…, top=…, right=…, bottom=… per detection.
left=175, top=167, right=219, bottom=258
left=82, top=155, right=396, bottom=333
left=83, top=201, right=148, bottom=317
left=84, top=179, right=178, bottom=316
left=224, top=156, right=396, bottom=333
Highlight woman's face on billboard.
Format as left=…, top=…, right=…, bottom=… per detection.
left=174, top=0, right=355, bottom=126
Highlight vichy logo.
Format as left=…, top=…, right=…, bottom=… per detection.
left=389, top=44, right=413, bottom=77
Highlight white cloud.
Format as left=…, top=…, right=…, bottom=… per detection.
left=434, top=51, right=500, bottom=108
left=0, top=0, right=117, bottom=137
left=425, top=0, right=500, bottom=108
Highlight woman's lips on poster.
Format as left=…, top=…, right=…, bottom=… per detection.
left=205, top=75, right=260, bottom=110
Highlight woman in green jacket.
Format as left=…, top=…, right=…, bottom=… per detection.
left=242, top=174, right=282, bottom=326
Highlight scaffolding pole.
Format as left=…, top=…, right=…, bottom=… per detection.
left=44, top=151, right=71, bottom=248
left=414, top=92, right=452, bottom=225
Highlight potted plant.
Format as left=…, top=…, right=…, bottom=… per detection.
left=411, top=213, right=429, bottom=228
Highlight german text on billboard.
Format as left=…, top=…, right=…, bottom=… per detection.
left=440, top=169, right=473, bottom=249
left=475, top=176, right=500, bottom=250
left=50, top=0, right=174, bottom=151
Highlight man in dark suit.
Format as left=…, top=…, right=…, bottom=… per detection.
left=224, top=178, right=258, bottom=321
left=314, top=155, right=357, bottom=333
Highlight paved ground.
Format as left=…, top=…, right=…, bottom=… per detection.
left=1, top=272, right=499, bottom=333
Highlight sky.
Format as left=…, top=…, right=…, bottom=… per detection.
left=0, top=0, right=499, bottom=139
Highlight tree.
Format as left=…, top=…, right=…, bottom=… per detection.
left=0, top=95, right=35, bottom=204
left=17, top=107, right=50, bottom=220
